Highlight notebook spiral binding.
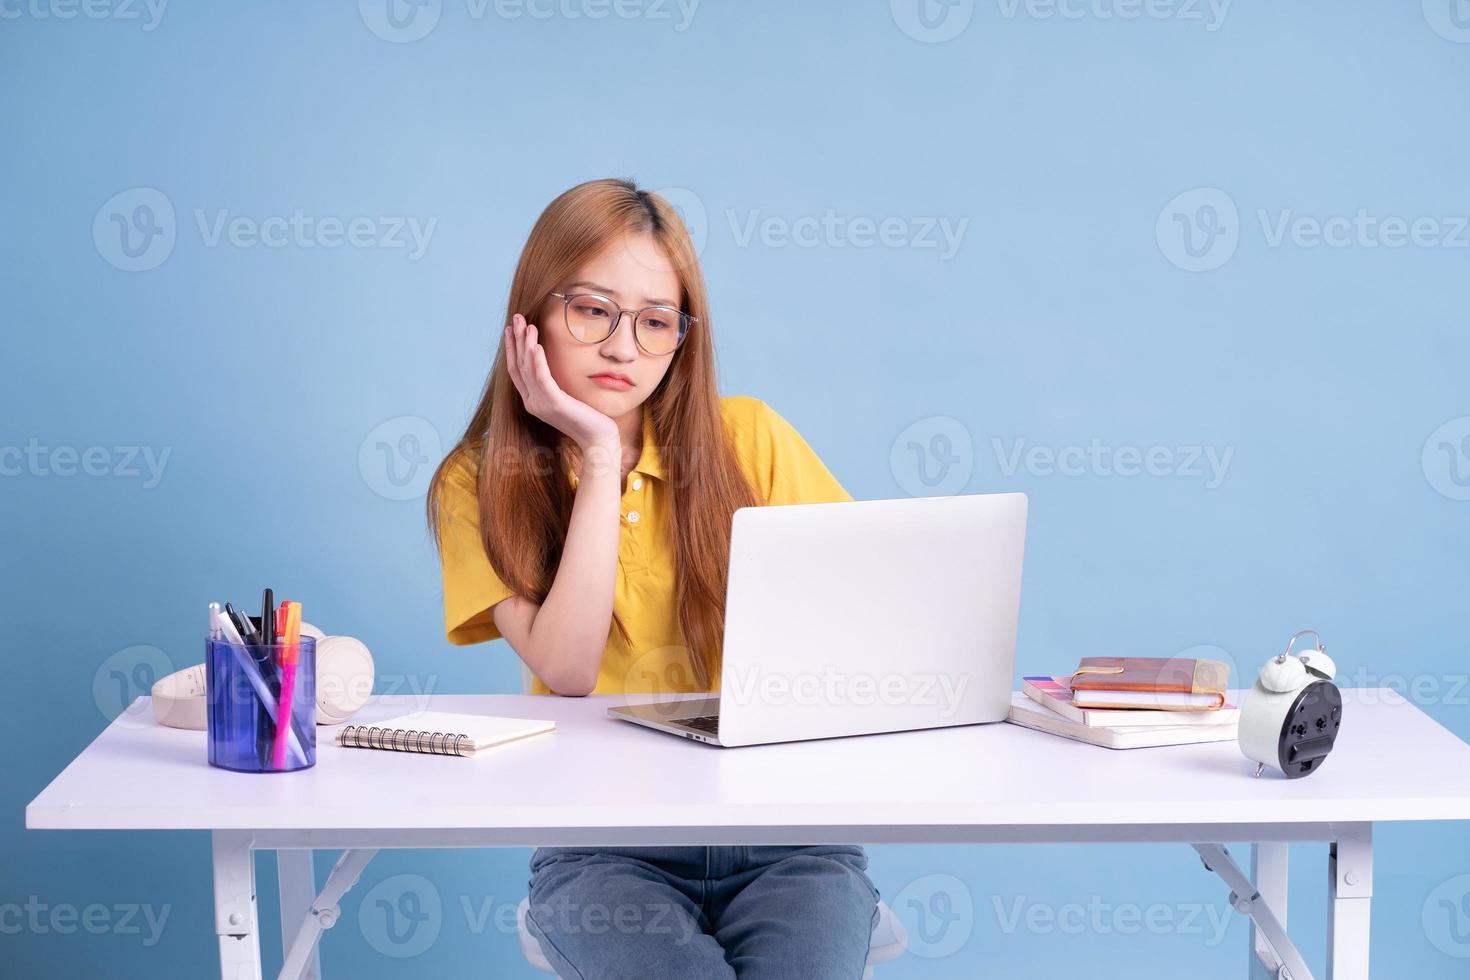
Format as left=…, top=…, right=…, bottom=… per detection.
left=337, top=725, right=475, bottom=757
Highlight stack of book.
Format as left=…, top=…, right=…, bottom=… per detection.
left=1006, top=656, right=1239, bottom=750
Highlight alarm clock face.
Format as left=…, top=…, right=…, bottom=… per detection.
left=1275, top=680, right=1343, bottom=778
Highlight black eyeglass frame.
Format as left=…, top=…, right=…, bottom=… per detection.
left=548, top=290, right=697, bottom=357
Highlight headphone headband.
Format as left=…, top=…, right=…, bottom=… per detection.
left=151, top=623, right=374, bottom=730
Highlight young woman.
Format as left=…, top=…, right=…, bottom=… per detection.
left=427, top=178, right=880, bottom=978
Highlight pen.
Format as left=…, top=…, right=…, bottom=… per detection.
left=225, top=603, right=256, bottom=643
left=227, top=599, right=276, bottom=766
left=208, top=602, right=222, bottom=640
left=270, top=600, right=302, bottom=769
left=227, top=603, right=272, bottom=669
left=225, top=600, right=311, bottom=756
left=227, top=601, right=269, bottom=766
left=261, top=588, right=276, bottom=647
left=217, top=610, right=311, bottom=768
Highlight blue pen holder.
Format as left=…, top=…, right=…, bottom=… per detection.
left=206, top=636, right=317, bottom=773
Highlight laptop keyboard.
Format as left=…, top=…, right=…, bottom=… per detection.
left=681, top=714, right=720, bottom=735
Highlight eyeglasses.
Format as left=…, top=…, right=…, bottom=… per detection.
left=549, top=291, right=695, bottom=357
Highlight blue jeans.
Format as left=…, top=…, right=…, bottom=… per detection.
left=525, top=844, right=881, bottom=979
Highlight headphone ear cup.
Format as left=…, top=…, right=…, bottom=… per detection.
left=314, top=636, right=375, bottom=725
left=1260, top=655, right=1308, bottom=693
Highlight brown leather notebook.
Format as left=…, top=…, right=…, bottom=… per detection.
left=1068, top=656, right=1230, bottom=710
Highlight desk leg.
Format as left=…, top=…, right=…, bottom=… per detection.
left=279, top=848, right=380, bottom=980
left=278, top=850, right=321, bottom=980
left=1249, top=843, right=1289, bottom=980
left=212, top=830, right=263, bottom=980
left=1326, top=823, right=1372, bottom=980
left=1193, top=843, right=1311, bottom=980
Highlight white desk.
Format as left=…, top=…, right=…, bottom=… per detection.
left=27, top=688, right=1470, bottom=980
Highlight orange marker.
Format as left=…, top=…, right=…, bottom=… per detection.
left=270, top=601, right=303, bottom=769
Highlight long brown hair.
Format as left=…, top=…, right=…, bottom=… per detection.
left=426, top=178, right=759, bottom=690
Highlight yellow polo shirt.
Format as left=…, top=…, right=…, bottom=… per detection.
left=437, top=395, right=853, bottom=695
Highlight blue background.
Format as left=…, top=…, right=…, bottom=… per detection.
left=4, top=1, right=1470, bottom=976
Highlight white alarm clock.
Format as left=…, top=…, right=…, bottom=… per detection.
left=1238, top=629, right=1342, bottom=779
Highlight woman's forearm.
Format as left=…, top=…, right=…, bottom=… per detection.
left=522, top=447, right=622, bottom=695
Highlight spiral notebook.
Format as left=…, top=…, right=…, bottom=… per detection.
left=336, top=711, right=555, bottom=758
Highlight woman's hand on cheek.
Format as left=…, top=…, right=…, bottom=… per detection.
left=504, top=313, right=620, bottom=453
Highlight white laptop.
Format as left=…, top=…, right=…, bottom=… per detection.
left=607, top=491, right=1028, bottom=747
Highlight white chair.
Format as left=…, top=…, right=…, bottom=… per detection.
left=513, top=664, right=908, bottom=977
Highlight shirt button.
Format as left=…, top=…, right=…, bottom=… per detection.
left=627, top=511, right=640, bottom=523
left=632, top=478, right=643, bottom=490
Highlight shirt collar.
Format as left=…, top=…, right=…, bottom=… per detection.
left=632, top=404, right=665, bottom=481
left=566, top=404, right=664, bottom=487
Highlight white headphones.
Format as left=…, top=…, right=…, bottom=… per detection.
left=151, top=622, right=375, bottom=730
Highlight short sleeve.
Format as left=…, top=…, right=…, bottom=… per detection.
left=436, top=451, right=517, bottom=645
left=752, top=399, right=854, bottom=506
